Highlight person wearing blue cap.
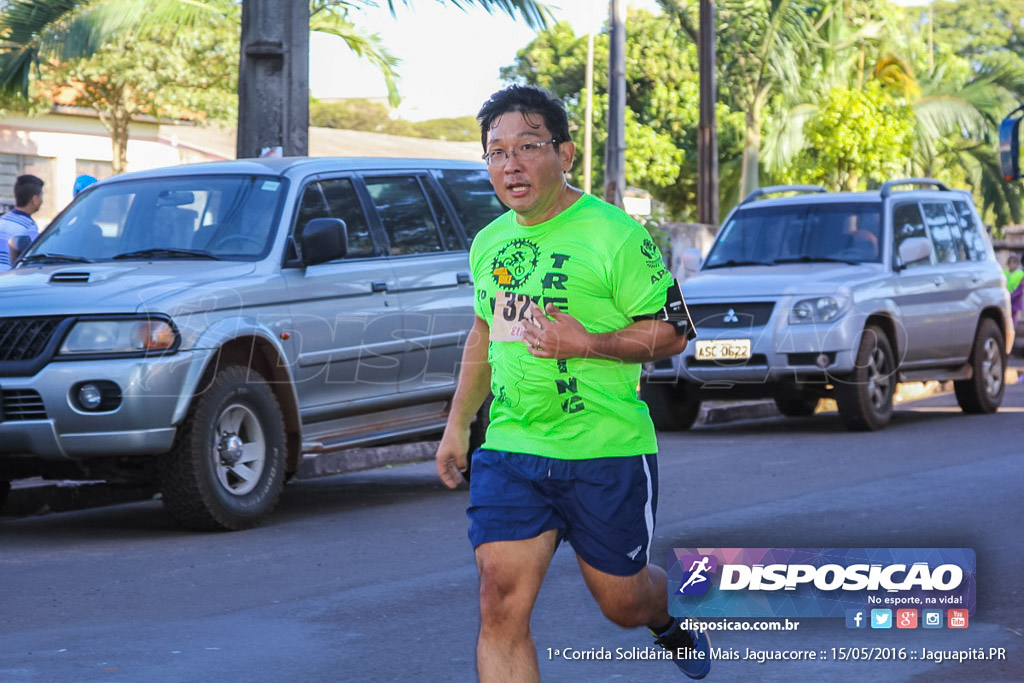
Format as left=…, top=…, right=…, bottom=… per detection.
left=73, top=174, right=98, bottom=196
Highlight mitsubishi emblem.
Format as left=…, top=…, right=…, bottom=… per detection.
left=723, top=308, right=739, bottom=323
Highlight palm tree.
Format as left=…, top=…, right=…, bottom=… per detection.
left=659, top=0, right=841, bottom=201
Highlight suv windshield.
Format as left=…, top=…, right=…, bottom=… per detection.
left=27, top=175, right=286, bottom=263
left=704, top=202, right=883, bottom=269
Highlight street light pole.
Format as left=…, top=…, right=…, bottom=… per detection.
left=584, top=32, right=594, bottom=195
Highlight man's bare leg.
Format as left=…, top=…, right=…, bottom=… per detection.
left=475, top=530, right=559, bottom=683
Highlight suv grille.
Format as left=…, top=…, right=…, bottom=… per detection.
left=0, top=317, right=64, bottom=362
left=688, top=302, right=775, bottom=329
left=1, top=389, right=47, bottom=420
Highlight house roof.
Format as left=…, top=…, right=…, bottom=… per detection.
left=158, top=122, right=481, bottom=162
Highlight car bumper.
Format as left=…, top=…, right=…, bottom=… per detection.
left=650, top=310, right=865, bottom=387
left=0, top=351, right=207, bottom=460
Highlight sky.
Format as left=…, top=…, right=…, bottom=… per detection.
left=309, top=0, right=661, bottom=121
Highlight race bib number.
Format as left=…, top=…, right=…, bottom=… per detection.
left=490, top=290, right=538, bottom=342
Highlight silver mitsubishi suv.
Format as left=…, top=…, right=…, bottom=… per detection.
left=0, top=157, right=503, bottom=529
left=642, top=179, right=1013, bottom=432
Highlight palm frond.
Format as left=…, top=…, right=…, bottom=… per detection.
left=377, top=0, right=551, bottom=30
left=310, top=8, right=402, bottom=107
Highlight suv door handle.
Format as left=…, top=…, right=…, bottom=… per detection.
left=371, top=281, right=388, bottom=292
left=456, top=272, right=471, bottom=284
left=933, top=276, right=945, bottom=287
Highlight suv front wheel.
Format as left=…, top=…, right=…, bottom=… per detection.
left=836, top=325, right=896, bottom=431
left=641, top=381, right=702, bottom=431
left=158, top=365, right=287, bottom=531
left=954, top=318, right=1006, bottom=414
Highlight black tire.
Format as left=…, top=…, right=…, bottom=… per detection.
left=640, top=381, right=701, bottom=431
left=158, top=365, right=287, bottom=531
left=774, top=396, right=820, bottom=417
left=463, top=394, right=493, bottom=483
left=0, top=480, right=9, bottom=512
left=836, top=325, right=897, bottom=431
left=954, top=318, right=1006, bottom=414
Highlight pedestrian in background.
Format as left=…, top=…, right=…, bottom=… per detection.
left=1005, top=252, right=1023, bottom=327
left=435, top=85, right=708, bottom=681
left=0, top=174, right=44, bottom=271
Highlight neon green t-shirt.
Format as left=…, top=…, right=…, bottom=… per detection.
left=469, top=193, right=674, bottom=460
left=1005, top=268, right=1023, bottom=294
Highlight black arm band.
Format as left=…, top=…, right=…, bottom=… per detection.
left=632, top=279, right=697, bottom=340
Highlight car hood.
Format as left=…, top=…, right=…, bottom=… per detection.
left=682, top=263, right=886, bottom=300
left=0, top=261, right=259, bottom=315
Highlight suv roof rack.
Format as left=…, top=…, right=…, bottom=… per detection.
left=740, top=185, right=827, bottom=205
left=879, top=178, right=950, bottom=199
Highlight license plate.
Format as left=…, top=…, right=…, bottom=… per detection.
left=695, top=339, right=751, bottom=361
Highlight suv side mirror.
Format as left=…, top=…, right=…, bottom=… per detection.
left=682, top=247, right=703, bottom=275
left=300, top=217, right=348, bottom=266
left=7, top=234, right=32, bottom=265
left=897, top=236, right=932, bottom=268
left=1000, top=106, right=1022, bottom=181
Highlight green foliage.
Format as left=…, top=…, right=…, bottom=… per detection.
left=779, top=84, right=914, bottom=191
left=310, top=97, right=478, bottom=140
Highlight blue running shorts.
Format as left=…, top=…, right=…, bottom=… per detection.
left=467, top=449, right=659, bottom=577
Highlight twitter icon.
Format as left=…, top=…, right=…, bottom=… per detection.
left=871, top=609, right=892, bottom=629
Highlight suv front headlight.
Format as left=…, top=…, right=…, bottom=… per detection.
left=59, top=318, right=178, bottom=356
left=789, top=296, right=849, bottom=324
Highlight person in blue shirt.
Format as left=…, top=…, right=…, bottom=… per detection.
left=0, top=174, right=44, bottom=271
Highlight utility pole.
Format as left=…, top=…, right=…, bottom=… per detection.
left=604, top=0, right=626, bottom=208
left=697, top=0, right=719, bottom=226
left=237, top=0, right=310, bottom=158
left=584, top=32, right=595, bottom=194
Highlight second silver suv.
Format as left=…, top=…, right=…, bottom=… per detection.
left=643, top=179, right=1013, bottom=431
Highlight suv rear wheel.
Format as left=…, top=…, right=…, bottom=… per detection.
left=954, top=318, right=1006, bottom=414
left=463, top=394, right=493, bottom=483
left=641, top=382, right=702, bottom=431
left=836, top=325, right=896, bottom=431
left=158, top=365, right=287, bottom=531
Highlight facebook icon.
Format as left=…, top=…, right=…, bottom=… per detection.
left=846, top=609, right=867, bottom=629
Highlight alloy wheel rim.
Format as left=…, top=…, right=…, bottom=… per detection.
left=981, top=338, right=1002, bottom=397
left=867, top=344, right=892, bottom=410
left=214, top=403, right=266, bottom=496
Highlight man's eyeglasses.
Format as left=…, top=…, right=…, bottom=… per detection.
left=483, top=139, right=559, bottom=166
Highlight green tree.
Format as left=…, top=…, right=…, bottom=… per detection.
left=39, top=21, right=237, bottom=173
left=502, top=11, right=734, bottom=219
left=918, top=0, right=1024, bottom=62
left=658, top=0, right=840, bottom=200
left=778, top=84, right=914, bottom=190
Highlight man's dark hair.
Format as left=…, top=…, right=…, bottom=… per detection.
left=477, top=85, right=571, bottom=151
left=14, top=174, right=44, bottom=207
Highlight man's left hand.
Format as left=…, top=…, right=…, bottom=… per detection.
left=521, top=302, right=590, bottom=359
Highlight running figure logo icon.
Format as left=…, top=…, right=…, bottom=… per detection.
left=676, top=554, right=718, bottom=595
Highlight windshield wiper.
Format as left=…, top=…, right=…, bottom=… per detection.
left=113, top=248, right=221, bottom=261
left=20, top=253, right=94, bottom=265
left=773, top=256, right=859, bottom=265
left=703, top=259, right=774, bottom=269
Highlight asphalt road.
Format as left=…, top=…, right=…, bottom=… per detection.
left=1, top=380, right=1022, bottom=683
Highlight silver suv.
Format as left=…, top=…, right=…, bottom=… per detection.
left=642, top=179, right=1014, bottom=431
left=0, top=157, right=503, bottom=529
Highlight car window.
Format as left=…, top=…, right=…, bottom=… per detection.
left=364, top=175, right=444, bottom=255
left=434, top=168, right=506, bottom=243
left=922, top=201, right=960, bottom=263
left=319, top=178, right=374, bottom=258
left=31, top=175, right=283, bottom=261
left=421, top=179, right=463, bottom=251
left=892, top=202, right=932, bottom=269
left=704, top=202, right=880, bottom=267
left=953, top=200, right=989, bottom=262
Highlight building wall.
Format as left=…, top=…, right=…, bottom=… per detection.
left=0, top=112, right=217, bottom=226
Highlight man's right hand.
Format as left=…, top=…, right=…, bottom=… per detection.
left=436, top=427, right=470, bottom=489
